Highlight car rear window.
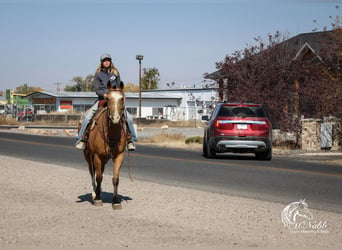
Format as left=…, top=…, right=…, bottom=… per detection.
left=218, top=105, right=267, bottom=117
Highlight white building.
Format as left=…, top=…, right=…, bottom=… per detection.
left=24, top=87, right=218, bottom=121
left=140, top=88, right=218, bottom=121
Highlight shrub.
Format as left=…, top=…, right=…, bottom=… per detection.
left=185, top=136, right=203, bottom=144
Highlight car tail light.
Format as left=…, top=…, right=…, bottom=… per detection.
left=214, top=119, right=234, bottom=129
left=214, top=119, right=220, bottom=128
left=251, top=120, right=270, bottom=130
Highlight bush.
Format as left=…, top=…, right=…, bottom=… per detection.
left=185, top=136, right=203, bottom=144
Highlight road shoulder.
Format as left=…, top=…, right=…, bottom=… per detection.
left=0, top=155, right=341, bottom=247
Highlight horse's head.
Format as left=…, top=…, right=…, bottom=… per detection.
left=281, top=199, right=313, bottom=228
left=107, top=88, right=125, bottom=124
left=295, top=199, right=313, bottom=221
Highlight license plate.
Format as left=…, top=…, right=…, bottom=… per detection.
left=237, top=124, right=248, bottom=129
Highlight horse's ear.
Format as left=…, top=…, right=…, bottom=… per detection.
left=107, top=80, right=111, bottom=89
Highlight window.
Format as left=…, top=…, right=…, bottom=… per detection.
left=219, top=106, right=266, bottom=117
left=126, top=107, right=137, bottom=116
left=152, top=107, right=163, bottom=116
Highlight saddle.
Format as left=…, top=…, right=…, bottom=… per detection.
left=89, top=100, right=108, bottom=131
left=84, top=100, right=129, bottom=141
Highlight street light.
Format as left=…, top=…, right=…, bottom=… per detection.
left=136, top=55, right=143, bottom=123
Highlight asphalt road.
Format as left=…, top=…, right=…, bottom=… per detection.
left=0, top=131, right=341, bottom=213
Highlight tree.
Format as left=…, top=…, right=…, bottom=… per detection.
left=15, top=84, right=43, bottom=94
left=217, top=31, right=295, bottom=129
left=64, top=75, right=95, bottom=92
left=141, top=67, right=160, bottom=90
left=124, top=83, right=139, bottom=92
left=216, top=28, right=341, bottom=136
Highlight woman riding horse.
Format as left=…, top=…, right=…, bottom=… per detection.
left=83, top=82, right=128, bottom=209
left=76, top=53, right=137, bottom=150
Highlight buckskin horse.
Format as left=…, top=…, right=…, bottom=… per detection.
left=82, top=85, right=127, bottom=209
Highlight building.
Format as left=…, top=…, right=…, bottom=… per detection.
left=23, top=87, right=219, bottom=121
left=205, top=30, right=340, bottom=108
left=141, top=87, right=218, bottom=120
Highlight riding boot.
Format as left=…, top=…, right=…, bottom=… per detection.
left=125, top=120, right=135, bottom=151
left=127, top=132, right=135, bottom=151
left=76, top=122, right=91, bottom=150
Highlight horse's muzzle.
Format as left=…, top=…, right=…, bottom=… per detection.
left=109, top=114, right=121, bottom=124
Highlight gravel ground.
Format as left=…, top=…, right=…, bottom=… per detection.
left=0, top=155, right=341, bottom=248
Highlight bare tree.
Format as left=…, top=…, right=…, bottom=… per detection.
left=216, top=27, right=341, bottom=139
left=217, top=31, right=296, bottom=129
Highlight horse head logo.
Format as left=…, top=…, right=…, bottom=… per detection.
left=281, top=199, right=313, bottom=228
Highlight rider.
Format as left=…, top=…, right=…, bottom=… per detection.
left=75, top=53, right=137, bottom=150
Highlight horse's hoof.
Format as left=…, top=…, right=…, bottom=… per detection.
left=112, top=203, right=122, bottom=210
left=93, top=200, right=103, bottom=206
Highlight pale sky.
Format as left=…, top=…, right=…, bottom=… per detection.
left=0, top=0, right=339, bottom=91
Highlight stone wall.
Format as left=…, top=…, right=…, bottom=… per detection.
left=301, top=117, right=341, bottom=151
left=301, top=118, right=321, bottom=150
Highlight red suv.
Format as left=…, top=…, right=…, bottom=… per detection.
left=203, top=103, right=272, bottom=160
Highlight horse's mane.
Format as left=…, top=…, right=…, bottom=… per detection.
left=281, top=199, right=307, bottom=227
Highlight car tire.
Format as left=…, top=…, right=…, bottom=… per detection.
left=203, top=139, right=216, bottom=158
left=255, top=148, right=272, bottom=161
left=202, top=139, right=208, bottom=158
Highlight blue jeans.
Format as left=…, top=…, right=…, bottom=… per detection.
left=76, top=101, right=137, bottom=144
left=125, top=109, right=137, bottom=142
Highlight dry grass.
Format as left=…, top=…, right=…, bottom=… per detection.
left=0, top=116, right=78, bottom=126
left=138, top=133, right=202, bottom=150
left=31, top=119, right=78, bottom=126
left=137, top=120, right=205, bottom=128
left=0, top=116, right=19, bottom=125
left=0, top=116, right=203, bottom=128
left=139, top=133, right=186, bottom=143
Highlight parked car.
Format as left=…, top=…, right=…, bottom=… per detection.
left=17, top=107, right=34, bottom=121
left=0, top=104, right=8, bottom=116
left=202, top=102, right=272, bottom=160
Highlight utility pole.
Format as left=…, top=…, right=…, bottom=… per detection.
left=136, top=55, right=144, bottom=124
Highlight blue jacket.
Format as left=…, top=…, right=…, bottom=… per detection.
left=94, top=70, right=121, bottom=100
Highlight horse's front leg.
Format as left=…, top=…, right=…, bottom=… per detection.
left=84, top=151, right=97, bottom=202
left=112, top=152, right=125, bottom=210
left=93, top=154, right=104, bottom=206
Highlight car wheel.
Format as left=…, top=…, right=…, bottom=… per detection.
left=202, top=139, right=208, bottom=157
left=255, top=148, right=272, bottom=161
left=203, top=139, right=216, bottom=158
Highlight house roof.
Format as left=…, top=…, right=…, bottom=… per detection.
left=281, top=30, right=334, bottom=54
left=205, top=30, right=335, bottom=80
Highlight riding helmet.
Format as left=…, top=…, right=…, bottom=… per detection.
left=100, top=53, right=112, bottom=62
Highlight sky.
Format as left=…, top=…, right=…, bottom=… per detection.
left=0, top=0, right=340, bottom=92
